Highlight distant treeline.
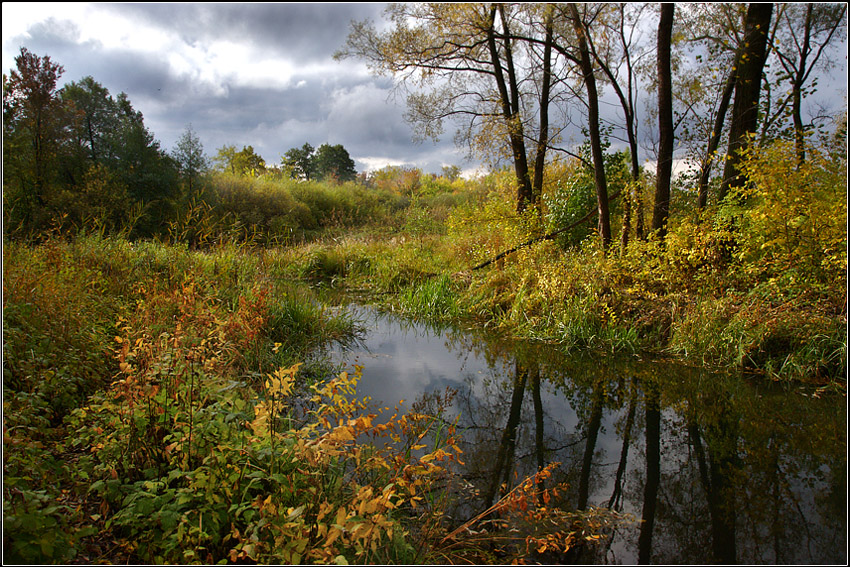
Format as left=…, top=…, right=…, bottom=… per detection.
left=2, top=47, right=473, bottom=243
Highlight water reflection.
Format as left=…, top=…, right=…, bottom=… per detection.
left=323, top=305, right=846, bottom=565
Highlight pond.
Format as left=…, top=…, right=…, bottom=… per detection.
left=322, top=304, right=846, bottom=565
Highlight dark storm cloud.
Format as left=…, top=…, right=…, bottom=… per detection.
left=6, top=16, right=178, bottom=101
left=99, top=3, right=386, bottom=62
left=3, top=3, right=474, bottom=174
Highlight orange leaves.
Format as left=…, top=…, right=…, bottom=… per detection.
left=433, top=461, right=625, bottom=561
left=231, top=361, right=475, bottom=563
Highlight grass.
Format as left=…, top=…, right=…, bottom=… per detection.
left=4, top=147, right=846, bottom=562
left=3, top=233, right=597, bottom=564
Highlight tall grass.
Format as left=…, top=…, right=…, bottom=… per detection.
left=399, top=275, right=461, bottom=320
left=4, top=232, right=594, bottom=564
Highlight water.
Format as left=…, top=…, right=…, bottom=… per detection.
left=324, top=304, right=847, bottom=564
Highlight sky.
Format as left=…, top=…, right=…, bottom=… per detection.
left=2, top=2, right=477, bottom=176
left=3, top=3, right=847, bottom=179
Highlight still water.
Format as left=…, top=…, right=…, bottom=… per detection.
left=323, top=305, right=846, bottom=564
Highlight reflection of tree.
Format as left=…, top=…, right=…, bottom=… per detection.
left=687, top=388, right=740, bottom=564
left=482, top=360, right=528, bottom=508
left=369, top=306, right=846, bottom=564
left=531, top=364, right=546, bottom=505
left=637, top=377, right=661, bottom=564
left=444, top=338, right=586, bottom=517
left=608, top=377, right=638, bottom=511
left=577, top=376, right=606, bottom=510
left=727, top=383, right=847, bottom=564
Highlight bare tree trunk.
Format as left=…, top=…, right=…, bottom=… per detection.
left=791, top=4, right=813, bottom=166
left=488, top=5, right=534, bottom=213
left=569, top=3, right=611, bottom=250
left=586, top=4, right=643, bottom=248
left=652, top=3, right=675, bottom=239
left=719, top=3, right=774, bottom=202
left=698, top=65, right=736, bottom=209
left=531, top=11, right=553, bottom=206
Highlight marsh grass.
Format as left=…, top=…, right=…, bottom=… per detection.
left=399, top=275, right=461, bottom=320
left=4, top=232, right=599, bottom=564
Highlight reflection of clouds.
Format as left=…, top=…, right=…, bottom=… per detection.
left=329, top=305, right=507, bottom=408
left=326, top=304, right=845, bottom=565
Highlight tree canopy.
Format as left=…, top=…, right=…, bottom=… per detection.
left=282, top=142, right=357, bottom=183
left=339, top=2, right=847, bottom=248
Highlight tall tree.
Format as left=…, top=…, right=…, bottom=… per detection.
left=673, top=4, right=748, bottom=210
left=583, top=3, right=651, bottom=244
left=652, top=3, right=675, bottom=240
left=766, top=3, right=847, bottom=164
left=531, top=7, right=554, bottom=206
left=313, top=143, right=357, bottom=182
left=282, top=142, right=317, bottom=180
left=567, top=3, right=612, bottom=249
left=719, top=3, right=774, bottom=202
left=61, top=76, right=121, bottom=166
left=172, top=124, right=208, bottom=197
left=696, top=65, right=737, bottom=210
left=487, top=3, right=534, bottom=212
left=213, top=144, right=265, bottom=176
left=5, top=48, right=67, bottom=212
left=338, top=3, right=559, bottom=214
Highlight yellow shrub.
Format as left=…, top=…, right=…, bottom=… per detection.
left=736, top=139, right=847, bottom=286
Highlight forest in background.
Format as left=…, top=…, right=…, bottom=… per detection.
left=3, top=2, right=847, bottom=564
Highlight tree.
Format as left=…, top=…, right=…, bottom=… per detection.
left=765, top=3, right=847, bottom=164
left=172, top=124, right=209, bottom=197
left=719, top=3, right=774, bottom=202
left=531, top=6, right=554, bottom=207
left=567, top=3, right=613, bottom=249
left=282, top=142, right=317, bottom=180
left=61, top=76, right=121, bottom=166
left=213, top=144, right=266, bottom=176
left=441, top=164, right=462, bottom=181
left=313, top=143, right=357, bottom=182
left=4, top=48, right=67, bottom=214
left=338, top=3, right=558, bottom=213
left=281, top=142, right=356, bottom=182
left=582, top=3, right=652, bottom=246
left=672, top=4, right=748, bottom=210
left=652, top=3, right=675, bottom=240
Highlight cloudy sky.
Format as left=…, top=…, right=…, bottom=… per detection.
left=2, top=2, right=476, bottom=175
left=3, top=3, right=847, bottom=178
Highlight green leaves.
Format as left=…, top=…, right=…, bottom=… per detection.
left=282, top=142, right=357, bottom=183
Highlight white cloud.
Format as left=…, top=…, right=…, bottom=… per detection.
left=356, top=156, right=415, bottom=173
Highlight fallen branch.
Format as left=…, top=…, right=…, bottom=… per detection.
left=471, top=189, right=622, bottom=271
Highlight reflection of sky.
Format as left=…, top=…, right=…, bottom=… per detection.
left=327, top=306, right=496, bottom=418
left=323, top=305, right=845, bottom=565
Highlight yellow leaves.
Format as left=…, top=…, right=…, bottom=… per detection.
left=419, top=447, right=449, bottom=463
left=264, top=363, right=298, bottom=398
left=335, top=504, right=349, bottom=527
left=239, top=363, right=476, bottom=563
left=328, top=425, right=356, bottom=443
left=351, top=414, right=374, bottom=430
left=734, top=139, right=847, bottom=283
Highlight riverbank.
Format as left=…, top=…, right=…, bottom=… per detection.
left=3, top=235, right=606, bottom=564
left=4, top=145, right=847, bottom=561
left=3, top=229, right=845, bottom=563
left=274, top=219, right=847, bottom=387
